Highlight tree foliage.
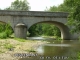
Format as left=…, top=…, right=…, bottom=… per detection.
left=47, top=1, right=72, bottom=12
left=47, top=6, right=58, bottom=12
left=29, top=23, right=61, bottom=37
left=5, top=0, right=30, bottom=11
left=64, top=0, right=80, bottom=33
left=0, top=23, right=13, bottom=38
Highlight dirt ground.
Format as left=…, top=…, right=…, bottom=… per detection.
left=0, top=38, right=46, bottom=60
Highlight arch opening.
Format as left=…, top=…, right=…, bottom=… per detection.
left=28, top=21, right=71, bottom=40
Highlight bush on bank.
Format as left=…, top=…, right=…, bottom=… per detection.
left=0, top=23, right=13, bottom=39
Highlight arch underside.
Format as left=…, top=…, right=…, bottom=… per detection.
left=28, top=21, right=71, bottom=40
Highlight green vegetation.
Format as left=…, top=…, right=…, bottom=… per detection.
left=25, top=48, right=36, bottom=52
left=4, top=43, right=14, bottom=49
left=46, top=4, right=71, bottom=12
left=56, top=36, right=62, bottom=40
left=14, top=38, right=39, bottom=42
left=65, top=0, right=80, bottom=33
left=0, top=50, right=5, bottom=53
left=5, top=0, right=30, bottom=11
left=29, top=23, right=61, bottom=38
left=0, top=23, right=13, bottom=39
left=14, top=38, right=26, bottom=42
left=77, top=52, right=80, bottom=60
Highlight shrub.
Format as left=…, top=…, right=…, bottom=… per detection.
left=0, top=23, right=13, bottom=39
left=0, top=31, right=7, bottom=39
left=56, top=36, right=62, bottom=40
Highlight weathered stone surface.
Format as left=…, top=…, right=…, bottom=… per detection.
left=15, top=23, right=27, bottom=39
left=0, top=10, right=68, bottom=17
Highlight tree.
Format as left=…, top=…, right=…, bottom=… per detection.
left=29, top=24, right=43, bottom=36
left=28, top=23, right=61, bottom=37
left=5, top=0, right=30, bottom=11
left=64, top=0, right=80, bottom=33
left=0, top=23, right=13, bottom=38
left=58, top=4, right=72, bottom=12
left=47, top=1, right=72, bottom=12
left=47, top=6, right=58, bottom=12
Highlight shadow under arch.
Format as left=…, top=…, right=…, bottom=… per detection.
left=28, top=21, right=71, bottom=40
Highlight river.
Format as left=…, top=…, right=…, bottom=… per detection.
left=19, top=37, right=80, bottom=60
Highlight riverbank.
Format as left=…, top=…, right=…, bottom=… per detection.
left=0, top=38, right=46, bottom=60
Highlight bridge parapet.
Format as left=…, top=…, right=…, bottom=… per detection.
left=0, top=10, right=68, bottom=17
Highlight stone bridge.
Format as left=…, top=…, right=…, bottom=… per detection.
left=0, top=10, right=79, bottom=40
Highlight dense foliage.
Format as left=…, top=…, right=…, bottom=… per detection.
left=64, top=0, right=80, bottom=33
left=29, top=23, right=61, bottom=37
left=5, top=0, right=30, bottom=11
left=46, top=4, right=71, bottom=12
left=0, top=23, right=13, bottom=38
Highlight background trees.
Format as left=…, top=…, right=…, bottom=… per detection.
left=47, top=1, right=72, bottom=12
left=64, top=0, right=80, bottom=33
left=29, top=23, right=61, bottom=37
left=5, top=0, right=30, bottom=10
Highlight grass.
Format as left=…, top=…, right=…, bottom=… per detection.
left=0, top=50, right=5, bottom=53
left=0, top=32, right=7, bottom=39
left=4, top=43, right=15, bottom=49
left=14, top=38, right=38, bottom=43
left=14, top=38, right=26, bottom=42
left=25, top=48, right=36, bottom=52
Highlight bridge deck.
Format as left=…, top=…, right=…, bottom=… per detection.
left=0, top=10, right=68, bottom=17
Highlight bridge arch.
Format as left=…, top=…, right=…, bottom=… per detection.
left=28, top=21, right=71, bottom=40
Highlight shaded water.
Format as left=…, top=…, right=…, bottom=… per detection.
left=19, top=38, right=80, bottom=60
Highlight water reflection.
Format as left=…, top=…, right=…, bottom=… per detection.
left=27, top=37, right=55, bottom=40
left=19, top=40, right=80, bottom=60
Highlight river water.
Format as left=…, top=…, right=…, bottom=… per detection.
left=19, top=37, right=80, bottom=60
